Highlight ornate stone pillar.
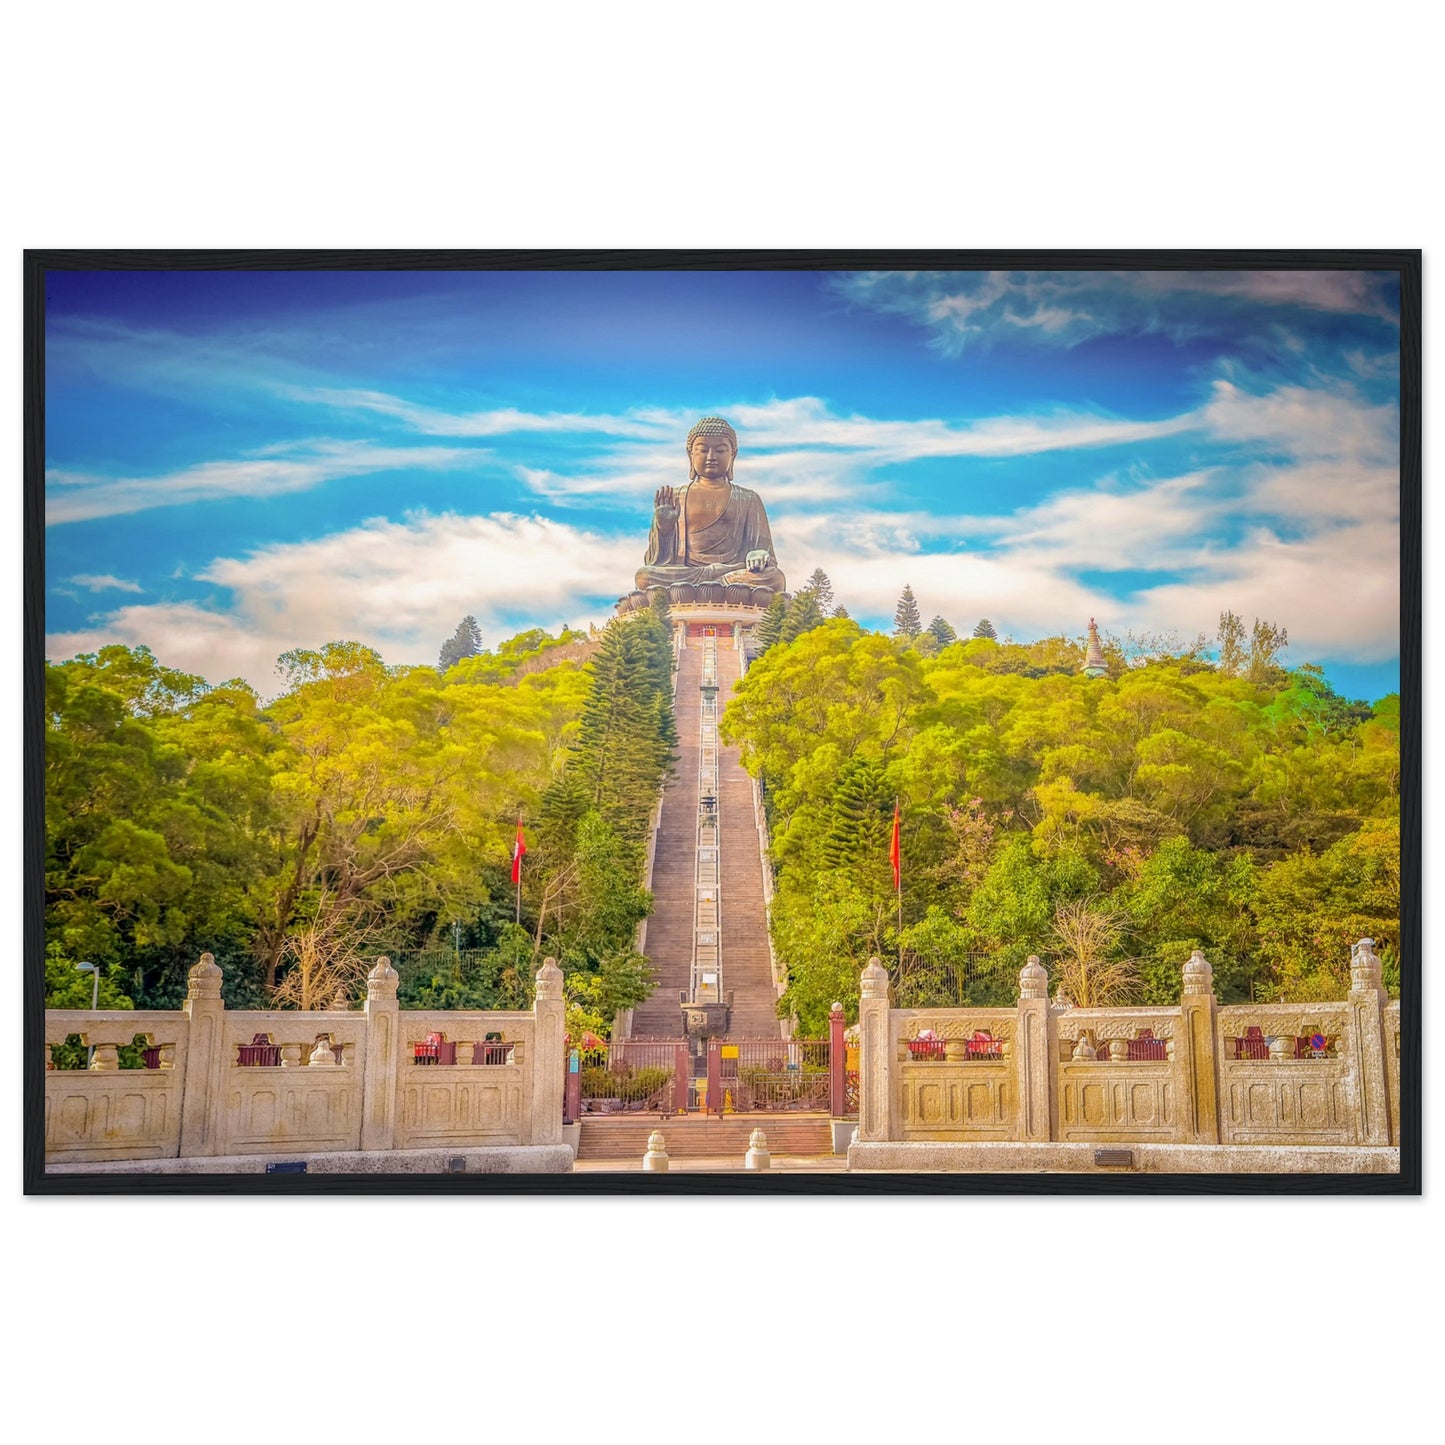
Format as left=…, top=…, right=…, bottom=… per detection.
left=857, top=956, right=893, bottom=1142
left=360, top=956, right=400, bottom=1152
left=1014, top=956, right=1054, bottom=1142
left=828, top=1001, right=847, bottom=1118
left=1177, top=949, right=1220, bottom=1144
left=1347, top=939, right=1391, bottom=1145
left=530, top=958, right=566, bottom=1146
left=179, top=952, right=225, bottom=1158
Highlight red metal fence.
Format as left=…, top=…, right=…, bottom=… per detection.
left=578, top=1040, right=687, bottom=1114
left=711, top=1038, right=832, bottom=1113
left=567, top=1025, right=859, bottom=1120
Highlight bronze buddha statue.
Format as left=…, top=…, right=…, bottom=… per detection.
left=635, top=416, right=785, bottom=595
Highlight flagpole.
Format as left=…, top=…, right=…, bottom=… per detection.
left=513, top=815, right=524, bottom=927
left=893, top=797, right=903, bottom=972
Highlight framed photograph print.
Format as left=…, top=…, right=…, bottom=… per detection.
left=23, top=250, right=1420, bottom=1195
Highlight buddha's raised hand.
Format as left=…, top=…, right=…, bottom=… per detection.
left=653, top=486, right=680, bottom=528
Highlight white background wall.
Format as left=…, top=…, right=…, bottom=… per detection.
left=5, top=6, right=1438, bottom=1440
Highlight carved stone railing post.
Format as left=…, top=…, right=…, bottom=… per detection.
left=179, top=952, right=225, bottom=1157
left=858, top=957, right=892, bottom=1142
left=361, top=956, right=400, bottom=1152
left=89, top=1043, right=121, bottom=1071
left=1177, top=949, right=1220, bottom=1144
left=1015, top=956, right=1054, bottom=1142
left=1347, top=939, right=1391, bottom=1145
left=530, top=958, right=566, bottom=1147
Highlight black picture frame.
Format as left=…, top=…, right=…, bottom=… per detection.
left=23, top=248, right=1422, bottom=1196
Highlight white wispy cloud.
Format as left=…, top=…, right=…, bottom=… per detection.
left=832, top=270, right=1400, bottom=354
left=46, top=512, right=640, bottom=693
left=68, top=573, right=143, bottom=593
left=275, top=387, right=673, bottom=439
left=293, top=387, right=1200, bottom=470
left=767, top=374, right=1400, bottom=662
left=45, top=439, right=482, bottom=524
left=1200, top=378, right=1398, bottom=463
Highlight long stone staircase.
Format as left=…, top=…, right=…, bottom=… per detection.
left=628, top=644, right=702, bottom=1038
left=627, top=636, right=783, bottom=1042
left=713, top=644, right=783, bottom=1038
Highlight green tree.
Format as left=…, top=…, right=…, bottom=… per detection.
left=753, top=594, right=789, bottom=653
left=972, top=618, right=998, bottom=641
left=893, top=585, right=923, bottom=640
left=438, top=615, right=483, bottom=673
left=780, top=588, right=824, bottom=643
left=1216, top=610, right=1247, bottom=677
left=566, top=610, right=676, bottom=845
left=928, top=616, right=957, bottom=648
left=803, top=567, right=835, bottom=613
left=1248, top=617, right=1290, bottom=683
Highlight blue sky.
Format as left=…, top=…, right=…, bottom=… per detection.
left=44, top=267, right=1402, bottom=701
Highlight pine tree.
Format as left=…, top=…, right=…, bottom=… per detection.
left=567, top=612, right=676, bottom=844
left=971, top=618, right=997, bottom=641
left=781, top=589, right=824, bottom=644
left=820, top=759, right=894, bottom=872
left=832, top=604, right=850, bottom=620
left=438, top=615, right=483, bottom=672
left=754, top=594, right=789, bottom=653
left=928, top=616, right=958, bottom=648
left=894, top=586, right=922, bottom=640
left=803, top=568, right=834, bottom=614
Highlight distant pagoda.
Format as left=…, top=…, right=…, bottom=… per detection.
left=1082, top=617, right=1108, bottom=678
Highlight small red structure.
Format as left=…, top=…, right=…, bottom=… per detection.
left=237, top=1034, right=280, bottom=1067
left=1128, top=1029, right=1168, bottom=1062
left=1232, top=1026, right=1269, bottom=1061
left=414, top=1032, right=456, bottom=1065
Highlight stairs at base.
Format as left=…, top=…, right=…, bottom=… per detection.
left=576, top=1113, right=834, bottom=1160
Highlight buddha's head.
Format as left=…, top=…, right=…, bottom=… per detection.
left=686, top=416, right=737, bottom=483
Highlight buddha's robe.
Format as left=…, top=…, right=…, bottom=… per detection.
left=635, top=482, right=785, bottom=592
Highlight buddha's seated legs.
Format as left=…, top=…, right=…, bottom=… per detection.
left=636, top=561, right=786, bottom=592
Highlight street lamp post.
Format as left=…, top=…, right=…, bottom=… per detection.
left=75, top=961, right=99, bottom=1066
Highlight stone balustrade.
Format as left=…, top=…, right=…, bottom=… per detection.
left=44, top=953, right=567, bottom=1168
left=853, top=942, right=1401, bottom=1169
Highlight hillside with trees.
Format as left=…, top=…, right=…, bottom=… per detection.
left=720, top=615, right=1400, bottom=1032
left=43, top=606, right=677, bottom=1041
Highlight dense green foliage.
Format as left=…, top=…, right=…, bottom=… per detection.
left=720, top=619, right=1401, bottom=1031
left=44, top=614, right=674, bottom=1035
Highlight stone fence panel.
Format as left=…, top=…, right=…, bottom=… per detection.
left=889, top=1007, right=1015, bottom=1141
left=43, top=955, right=567, bottom=1166
left=854, top=942, right=1400, bottom=1160
left=43, top=1009, right=193, bottom=1162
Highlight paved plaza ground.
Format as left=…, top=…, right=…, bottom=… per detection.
left=572, top=1154, right=848, bottom=1173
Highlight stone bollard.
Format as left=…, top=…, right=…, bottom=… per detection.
left=642, top=1130, right=670, bottom=1171
left=309, top=1036, right=337, bottom=1067
left=1268, top=1034, right=1293, bottom=1061
left=745, top=1128, right=771, bottom=1170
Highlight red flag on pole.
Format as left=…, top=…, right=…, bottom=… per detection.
left=890, top=801, right=901, bottom=890
left=511, top=819, right=528, bottom=885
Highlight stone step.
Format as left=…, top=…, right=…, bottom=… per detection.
left=576, top=1113, right=834, bottom=1159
